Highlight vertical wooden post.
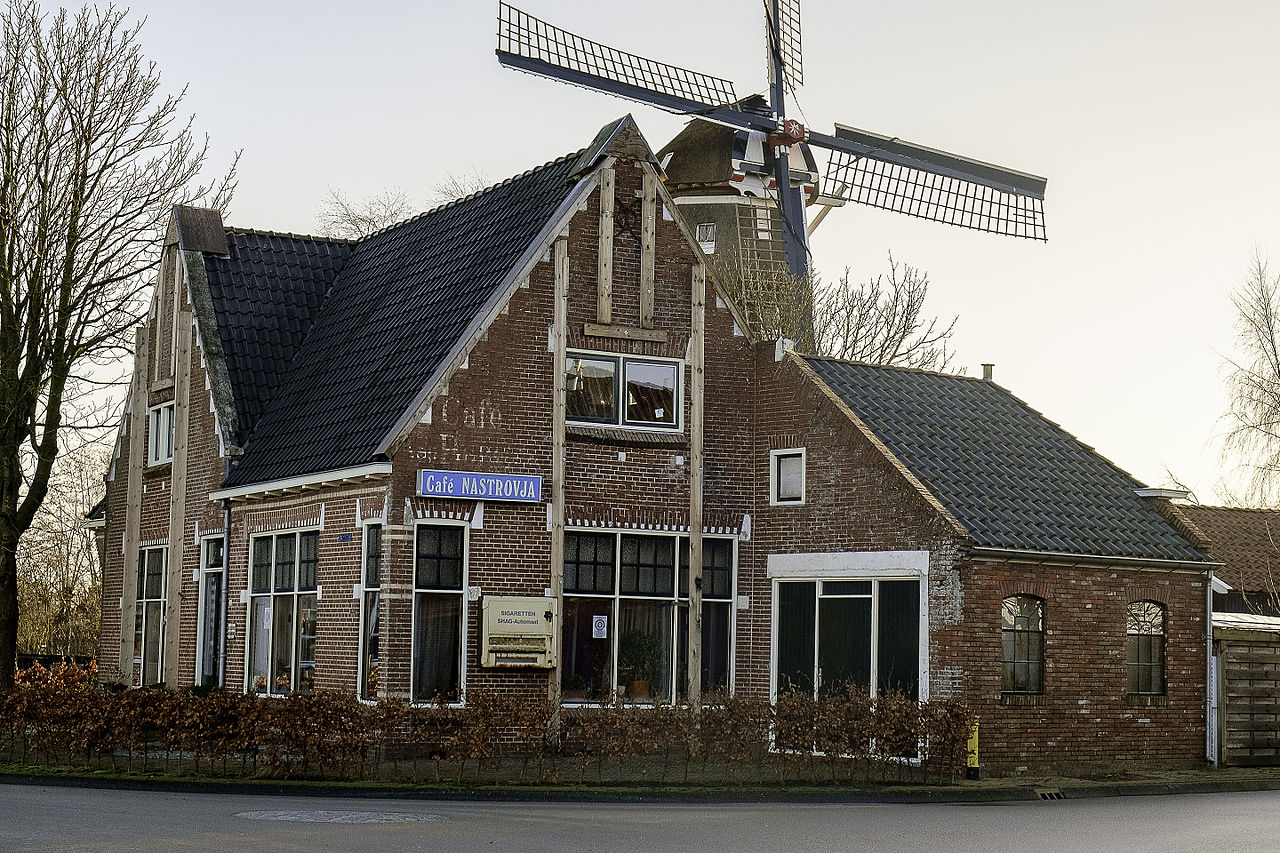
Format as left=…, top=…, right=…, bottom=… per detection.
left=120, top=327, right=149, bottom=683
left=688, top=263, right=706, bottom=706
left=597, top=167, right=614, bottom=325
left=549, top=236, right=569, bottom=718
left=639, top=169, right=657, bottom=329
left=163, top=310, right=192, bottom=687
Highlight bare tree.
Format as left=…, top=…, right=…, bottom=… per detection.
left=0, top=1, right=235, bottom=688
left=16, top=442, right=105, bottom=658
left=1224, top=254, right=1280, bottom=505
left=715, top=253, right=957, bottom=370
left=316, top=188, right=414, bottom=239
left=317, top=171, right=490, bottom=240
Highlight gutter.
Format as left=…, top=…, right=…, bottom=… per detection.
left=209, top=462, right=393, bottom=502
left=968, top=545, right=1222, bottom=573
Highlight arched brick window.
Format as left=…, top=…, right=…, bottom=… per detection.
left=1001, top=595, right=1044, bottom=694
left=1127, top=600, right=1166, bottom=695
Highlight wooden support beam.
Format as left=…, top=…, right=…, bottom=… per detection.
left=688, top=263, right=706, bottom=706
left=639, top=169, right=657, bottom=329
left=120, top=327, right=148, bottom=683
left=550, top=236, right=569, bottom=719
left=583, top=322, right=667, bottom=343
left=163, top=310, right=193, bottom=686
left=597, top=167, right=614, bottom=324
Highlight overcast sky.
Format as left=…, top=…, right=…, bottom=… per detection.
left=116, top=0, right=1280, bottom=504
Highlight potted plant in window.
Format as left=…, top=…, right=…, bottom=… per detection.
left=618, top=630, right=662, bottom=701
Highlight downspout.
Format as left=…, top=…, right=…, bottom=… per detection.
left=221, top=490, right=231, bottom=689
left=1206, top=564, right=1217, bottom=766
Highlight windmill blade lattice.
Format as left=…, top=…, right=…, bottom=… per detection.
left=497, top=2, right=737, bottom=112
left=772, top=0, right=803, bottom=93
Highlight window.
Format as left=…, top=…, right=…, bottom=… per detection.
left=196, top=537, right=225, bottom=687
left=359, top=524, right=382, bottom=700
left=248, top=532, right=318, bottom=695
left=561, top=531, right=735, bottom=702
left=1127, top=600, right=1166, bottom=695
left=412, top=524, right=465, bottom=703
left=566, top=353, right=680, bottom=430
left=1001, top=595, right=1044, bottom=694
left=770, top=448, right=805, bottom=505
left=696, top=222, right=716, bottom=253
left=134, top=547, right=166, bottom=687
left=148, top=403, right=175, bottom=464
left=775, top=578, right=919, bottom=699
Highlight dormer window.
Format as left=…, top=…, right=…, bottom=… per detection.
left=148, top=403, right=175, bottom=465
left=566, top=352, right=680, bottom=430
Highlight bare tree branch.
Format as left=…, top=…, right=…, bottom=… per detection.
left=1223, top=254, right=1280, bottom=506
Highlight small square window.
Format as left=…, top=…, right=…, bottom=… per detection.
left=770, top=448, right=805, bottom=505
left=148, top=403, right=175, bottom=465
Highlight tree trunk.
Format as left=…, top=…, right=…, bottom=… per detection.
left=0, top=525, right=19, bottom=688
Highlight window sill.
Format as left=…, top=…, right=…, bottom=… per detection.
left=1125, top=693, right=1168, bottom=707
left=144, top=461, right=172, bottom=477
left=1000, top=692, right=1047, bottom=707
left=566, top=423, right=685, bottom=446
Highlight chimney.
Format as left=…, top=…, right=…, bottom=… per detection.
left=982, top=363, right=994, bottom=382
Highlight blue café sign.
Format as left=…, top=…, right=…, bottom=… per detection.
left=418, top=469, right=542, bottom=503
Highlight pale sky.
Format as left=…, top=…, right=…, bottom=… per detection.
left=116, top=0, right=1280, bottom=504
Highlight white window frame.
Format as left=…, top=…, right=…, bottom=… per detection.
left=358, top=522, right=383, bottom=701
left=561, top=527, right=738, bottom=705
left=147, top=403, right=175, bottom=465
left=767, top=550, right=930, bottom=703
left=410, top=520, right=469, bottom=706
left=565, top=348, right=685, bottom=432
left=244, top=528, right=320, bottom=696
left=769, top=447, right=806, bottom=506
left=696, top=222, right=716, bottom=254
left=134, top=546, right=167, bottom=687
left=195, top=536, right=226, bottom=688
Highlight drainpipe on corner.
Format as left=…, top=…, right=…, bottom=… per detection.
left=1206, top=564, right=1218, bottom=766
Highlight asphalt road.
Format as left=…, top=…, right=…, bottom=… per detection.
left=2, top=783, right=1278, bottom=852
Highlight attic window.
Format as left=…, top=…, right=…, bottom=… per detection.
left=696, top=223, right=716, bottom=254
left=566, top=352, right=680, bottom=430
left=148, top=403, right=175, bottom=465
left=770, top=448, right=805, bottom=505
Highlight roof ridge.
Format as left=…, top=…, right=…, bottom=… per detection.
left=224, top=226, right=356, bottom=244
left=353, top=148, right=588, bottom=243
left=802, top=354, right=981, bottom=383
left=1184, top=503, right=1280, bottom=514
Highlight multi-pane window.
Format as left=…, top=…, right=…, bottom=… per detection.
left=134, top=547, right=166, bottom=686
left=1127, top=600, right=1166, bottom=695
left=770, top=448, right=805, bottom=505
left=412, top=524, right=465, bottom=703
left=359, top=524, right=382, bottom=700
left=565, top=353, right=680, bottom=429
left=561, top=531, right=734, bottom=703
left=248, top=532, right=318, bottom=695
left=196, top=538, right=225, bottom=687
left=1001, top=595, right=1044, bottom=694
left=775, top=578, right=919, bottom=699
left=148, top=403, right=175, bottom=464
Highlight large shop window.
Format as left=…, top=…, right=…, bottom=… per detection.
left=1127, top=600, right=1166, bottom=695
left=775, top=579, right=919, bottom=699
left=565, top=353, right=680, bottom=429
left=1001, top=595, right=1045, bottom=694
left=196, top=537, right=225, bottom=688
left=561, top=531, right=734, bottom=703
left=248, top=532, right=318, bottom=695
left=134, top=547, right=166, bottom=687
left=359, top=524, right=382, bottom=701
left=412, top=524, right=465, bottom=703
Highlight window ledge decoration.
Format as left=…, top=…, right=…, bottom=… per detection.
left=566, top=423, right=686, bottom=446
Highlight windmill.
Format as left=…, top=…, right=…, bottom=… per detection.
left=495, top=1, right=1047, bottom=280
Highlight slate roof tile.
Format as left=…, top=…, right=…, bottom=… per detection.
left=804, top=357, right=1207, bottom=563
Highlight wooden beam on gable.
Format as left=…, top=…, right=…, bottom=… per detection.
left=119, top=327, right=149, bottom=683
left=639, top=168, right=658, bottom=329
left=163, top=311, right=193, bottom=687
left=550, top=236, right=569, bottom=718
left=597, top=167, right=615, bottom=324
left=687, top=263, right=706, bottom=706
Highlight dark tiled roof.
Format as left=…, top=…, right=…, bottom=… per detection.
left=1179, top=505, right=1280, bottom=591
left=222, top=152, right=582, bottom=488
left=805, top=358, right=1208, bottom=563
left=204, top=231, right=354, bottom=445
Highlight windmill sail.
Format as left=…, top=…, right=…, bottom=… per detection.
left=818, top=125, right=1047, bottom=240
left=771, top=0, right=803, bottom=94
left=497, top=2, right=739, bottom=116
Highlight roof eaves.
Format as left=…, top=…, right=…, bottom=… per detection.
left=374, top=161, right=603, bottom=459
left=788, top=351, right=972, bottom=544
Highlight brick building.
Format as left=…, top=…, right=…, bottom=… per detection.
left=97, top=117, right=1214, bottom=775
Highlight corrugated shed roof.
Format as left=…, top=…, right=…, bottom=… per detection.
left=222, top=152, right=582, bottom=488
left=203, top=231, right=354, bottom=445
left=804, top=357, right=1208, bottom=563
left=1179, top=505, right=1280, bottom=592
